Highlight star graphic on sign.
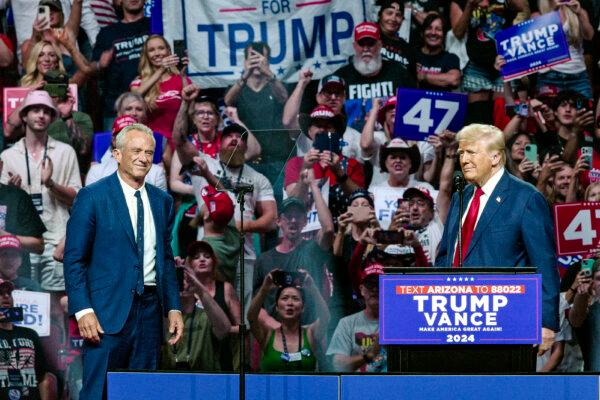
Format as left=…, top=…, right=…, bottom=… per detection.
left=447, top=277, right=451, bottom=282
left=276, top=67, right=285, bottom=76
left=471, top=277, right=475, bottom=282
left=295, top=64, right=302, bottom=71
left=453, top=277, right=457, bottom=282
left=313, top=60, right=322, bottom=69
left=458, top=277, right=463, bottom=282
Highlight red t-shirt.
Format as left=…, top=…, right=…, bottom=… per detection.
left=191, top=131, right=222, bottom=160
left=130, top=74, right=191, bottom=146
left=283, top=156, right=365, bottom=189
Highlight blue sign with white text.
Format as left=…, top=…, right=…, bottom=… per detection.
left=393, top=89, right=467, bottom=141
left=379, top=274, right=541, bottom=345
left=496, top=11, right=570, bottom=81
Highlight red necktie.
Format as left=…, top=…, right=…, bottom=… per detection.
left=453, top=187, right=484, bottom=267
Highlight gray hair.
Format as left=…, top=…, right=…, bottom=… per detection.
left=114, top=92, right=147, bottom=115
left=115, top=123, right=156, bottom=150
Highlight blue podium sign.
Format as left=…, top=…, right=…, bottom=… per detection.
left=393, top=89, right=467, bottom=141
left=380, top=274, right=541, bottom=345
left=496, top=11, right=570, bottom=81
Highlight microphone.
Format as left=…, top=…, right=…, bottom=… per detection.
left=453, top=171, right=465, bottom=193
left=219, top=176, right=254, bottom=195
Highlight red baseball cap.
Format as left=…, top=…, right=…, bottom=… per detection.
left=354, top=22, right=380, bottom=42
left=201, top=185, right=234, bottom=226
left=403, top=187, right=434, bottom=208
left=359, top=263, right=384, bottom=284
left=112, top=115, right=138, bottom=137
left=377, top=96, right=397, bottom=125
left=0, top=235, right=21, bottom=250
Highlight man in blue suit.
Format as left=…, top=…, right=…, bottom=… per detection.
left=64, top=123, right=183, bottom=400
left=435, top=124, right=559, bottom=355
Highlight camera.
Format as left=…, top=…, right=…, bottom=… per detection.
left=374, top=230, right=405, bottom=245
left=43, top=70, right=69, bottom=100
left=0, top=307, right=24, bottom=323
left=271, top=270, right=304, bottom=287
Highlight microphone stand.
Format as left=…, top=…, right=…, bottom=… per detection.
left=454, top=174, right=465, bottom=268
left=230, top=182, right=254, bottom=400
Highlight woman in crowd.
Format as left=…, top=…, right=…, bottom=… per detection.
left=164, top=241, right=240, bottom=371
left=415, top=13, right=461, bottom=91
left=131, top=34, right=191, bottom=170
left=248, top=270, right=329, bottom=372
left=376, top=0, right=417, bottom=77
left=536, top=0, right=594, bottom=99
left=505, top=132, right=538, bottom=184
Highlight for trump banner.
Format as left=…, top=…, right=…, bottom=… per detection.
left=495, top=11, right=570, bottom=81
left=163, top=0, right=373, bottom=88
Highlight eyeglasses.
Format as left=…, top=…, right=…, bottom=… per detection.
left=407, top=199, right=428, bottom=207
left=320, top=91, right=345, bottom=99
left=194, top=111, right=216, bottom=117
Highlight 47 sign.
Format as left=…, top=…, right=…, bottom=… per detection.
left=554, top=202, right=600, bottom=256
left=393, top=89, right=467, bottom=141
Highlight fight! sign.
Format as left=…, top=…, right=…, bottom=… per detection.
left=394, top=89, right=467, bottom=141
left=554, top=202, right=600, bottom=256
left=380, top=274, right=541, bottom=345
left=496, top=11, right=570, bottom=81
left=3, top=85, right=79, bottom=129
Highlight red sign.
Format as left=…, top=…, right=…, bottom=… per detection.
left=3, top=85, right=78, bottom=129
left=553, top=202, right=600, bottom=256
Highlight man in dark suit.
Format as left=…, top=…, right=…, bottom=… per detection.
left=64, top=123, right=183, bottom=400
left=435, top=124, right=559, bottom=355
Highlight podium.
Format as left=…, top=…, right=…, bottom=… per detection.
left=381, top=268, right=539, bottom=373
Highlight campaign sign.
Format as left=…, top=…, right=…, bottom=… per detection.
left=394, top=88, right=467, bottom=141
left=553, top=202, right=600, bottom=256
left=302, top=178, right=329, bottom=233
left=12, top=290, right=51, bottom=337
left=496, top=11, right=570, bottom=81
left=3, top=85, right=79, bottom=129
left=380, top=274, right=541, bottom=345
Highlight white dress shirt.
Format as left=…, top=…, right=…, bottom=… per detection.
left=452, top=168, right=505, bottom=261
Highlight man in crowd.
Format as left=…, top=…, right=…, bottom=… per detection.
left=283, top=73, right=363, bottom=161
left=174, top=119, right=277, bottom=317
left=0, top=90, right=81, bottom=293
left=253, top=189, right=334, bottom=326
left=401, top=187, right=443, bottom=265
left=333, top=21, right=416, bottom=132
left=327, top=265, right=386, bottom=372
left=0, top=235, right=42, bottom=291
left=435, top=123, right=560, bottom=356
left=0, top=279, right=56, bottom=399
left=64, top=123, right=183, bottom=400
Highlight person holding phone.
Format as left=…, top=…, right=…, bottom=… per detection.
left=505, top=133, right=539, bottom=184
left=248, top=269, right=329, bottom=372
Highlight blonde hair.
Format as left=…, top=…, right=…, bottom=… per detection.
left=138, top=35, right=178, bottom=111
left=538, top=0, right=582, bottom=46
left=584, top=182, right=600, bottom=201
left=457, top=124, right=506, bottom=164
left=20, top=41, right=66, bottom=87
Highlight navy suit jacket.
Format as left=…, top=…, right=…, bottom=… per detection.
left=64, top=172, right=181, bottom=334
left=435, top=171, right=560, bottom=331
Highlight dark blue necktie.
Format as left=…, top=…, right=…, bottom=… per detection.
left=134, top=190, right=145, bottom=294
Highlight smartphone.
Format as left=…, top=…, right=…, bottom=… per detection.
left=581, top=146, right=593, bottom=170
left=0, top=307, right=24, bottom=323
left=348, top=206, right=371, bottom=224
left=514, top=103, right=529, bottom=117
left=313, top=131, right=341, bottom=154
left=271, top=270, right=304, bottom=287
left=524, top=144, right=538, bottom=163
left=581, top=258, right=594, bottom=277
left=37, top=5, right=51, bottom=29
left=173, top=40, right=185, bottom=71
left=374, top=230, right=405, bottom=244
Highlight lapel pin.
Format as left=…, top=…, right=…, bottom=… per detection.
left=496, top=196, right=501, bottom=203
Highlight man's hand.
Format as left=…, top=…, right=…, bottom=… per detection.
left=190, top=156, right=209, bottom=178
left=303, top=149, right=320, bottom=169
left=537, top=327, right=555, bottom=356
left=41, top=157, right=53, bottom=187
left=53, top=238, right=65, bottom=262
left=298, top=69, right=313, bottom=87
left=56, top=92, right=75, bottom=119
left=572, top=109, right=595, bottom=135
left=7, top=172, right=22, bottom=188
left=167, top=310, right=184, bottom=345
left=78, top=312, right=104, bottom=343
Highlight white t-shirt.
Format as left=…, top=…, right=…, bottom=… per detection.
left=191, top=154, right=275, bottom=260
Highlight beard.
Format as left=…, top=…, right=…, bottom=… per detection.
left=353, top=54, right=383, bottom=76
left=219, top=147, right=245, bottom=168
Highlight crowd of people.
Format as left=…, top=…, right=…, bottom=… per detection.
left=0, top=0, right=600, bottom=398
